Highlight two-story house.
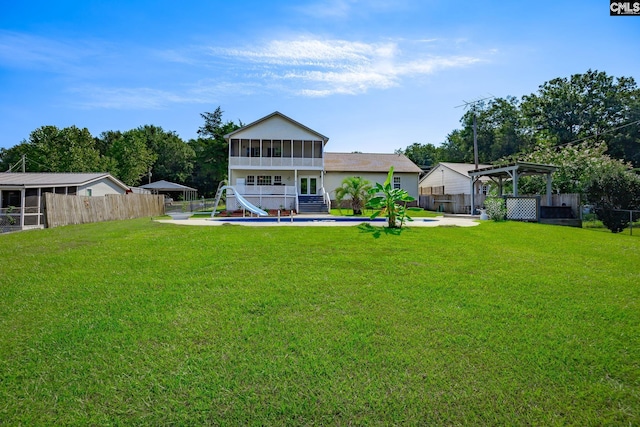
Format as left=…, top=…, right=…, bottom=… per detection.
left=224, top=111, right=422, bottom=214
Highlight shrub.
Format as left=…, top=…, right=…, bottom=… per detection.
left=485, top=197, right=507, bottom=221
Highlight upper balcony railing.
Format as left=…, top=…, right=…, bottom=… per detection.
left=229, top=157, right=323, bottom=168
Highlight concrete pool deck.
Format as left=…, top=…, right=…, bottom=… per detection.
left=155, top=215, right=481, bottom=227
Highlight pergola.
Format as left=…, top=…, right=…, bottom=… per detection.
left=469, top=162, right=557, bottom=212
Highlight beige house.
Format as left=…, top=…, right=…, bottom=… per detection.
left=224, top=111, right=422, bottom=213
left=324, top=152, right=422, bottom=205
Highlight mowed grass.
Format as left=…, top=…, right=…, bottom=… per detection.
left=0, top=219, right=638, bottom=425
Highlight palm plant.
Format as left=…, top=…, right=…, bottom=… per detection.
left=367, top=167, right=420, bottom=228
left=334, top=176, right=372, bottom=215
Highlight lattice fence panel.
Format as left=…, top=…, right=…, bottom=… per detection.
left=506, top=197, right=538, bottom=221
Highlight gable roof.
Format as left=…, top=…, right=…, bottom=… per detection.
left=224, top=111, right=329, bottom=142
left=140, top=180, right=196, bottom=191
left=420, top=162, right=493, bottom=184
left=324, top=152, right=422, bottom=173
left=0, top=173, right=129, bottom=190
left=439, top=162, right=493, bottom=177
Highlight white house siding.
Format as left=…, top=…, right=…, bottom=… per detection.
left=325, top=172, right=419, bottom=202
left=79, top=178, right=128, bottom=197
left=230, top=115, right=323, bottom=141
left=420, top=163, right=491, bottom=195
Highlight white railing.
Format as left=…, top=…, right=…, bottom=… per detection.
left=235, top=185, right=296, bottom=196
left=321, top=187, right=331, bottom=212
left=229, top=157, right=323, bottom=168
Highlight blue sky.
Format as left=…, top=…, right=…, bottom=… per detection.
left=1, top=0, right=638, bottom=153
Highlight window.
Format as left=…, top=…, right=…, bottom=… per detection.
left=251, top=147, right=260, bottom=157
left=272, top=146, right=282, bottom=157
left=257, top=176, right=272, bottom=186
left=274, top=175, right=282, bottom=185
left=86, top=189, right=93, bottom=197
left=393, top=176, right=401, bottom=189
left=246, top=176, right=255, bottom=185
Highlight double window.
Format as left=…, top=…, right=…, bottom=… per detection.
left=246, top=175, right=283, bottom=185
left=257, top=176, right=272, bottom=186
left=393, top=177, right=401, bottom=189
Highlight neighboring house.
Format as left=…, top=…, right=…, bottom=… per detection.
left=324, top=152, right=422, bottom=205
left=0, top=172, right=129, bottom=230
left=224, top=111, right=424, bottom=213
left=419, top=162, right=492, bottom=195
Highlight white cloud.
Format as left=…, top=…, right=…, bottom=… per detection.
left=209, top=37, right=485, bottom=97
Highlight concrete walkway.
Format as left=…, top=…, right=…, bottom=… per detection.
left=155, top=215, right=480, bottom=227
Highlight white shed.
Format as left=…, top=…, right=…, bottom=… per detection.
left=419, top=162, right=492, bottom=195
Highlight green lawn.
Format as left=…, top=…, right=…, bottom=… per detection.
left=1, top=219, right=638, bottom=425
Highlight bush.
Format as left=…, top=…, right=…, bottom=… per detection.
left=586, top=171, right=640, bottom=233
left=485, top=197, right=507, bottom=221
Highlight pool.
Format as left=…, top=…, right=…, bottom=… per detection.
left=210, top=216, right=436, bottom=223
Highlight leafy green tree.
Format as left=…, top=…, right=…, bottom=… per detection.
left=440, top=97, right=531, bottom=164
left=334, top=176, right=372, bottom=215
left=505, top=140, right=631, bottom=196
left=396, top=143, right=441, bottom=168
left=585, top=170, right=640, bottom=233
left=521, top=69, right=639, bottom=165
left=135, top=125, right=194, bottom=184
left=188, top=107, right=242, bottom=196
left=0, top=125, right=106, bottom=173
left=367, top=167, right=419, bottom=229
left=101, top=129, right=157, bottom=186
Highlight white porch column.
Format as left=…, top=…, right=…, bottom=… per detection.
left=20, top=188, right=25, bottom=228
left=470, top=177, right=475, bottom=214
left=546, top=173, right=553, bottom=205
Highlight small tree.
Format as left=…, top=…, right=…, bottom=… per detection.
left=366, top=167, right=419, bottom=229
left=334, top=176, right=372, bottom=215
left=586, top=170, right=640, bottom=233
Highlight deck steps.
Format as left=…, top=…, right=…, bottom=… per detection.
left=298, top=195, right=328, bottom=214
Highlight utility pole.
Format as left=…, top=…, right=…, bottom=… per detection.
left=456, top=95, right=494, bottom=214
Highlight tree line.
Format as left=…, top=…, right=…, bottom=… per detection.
left=398, top=69, right=639, bottom=169
left=1, top=69, right=638, bottom=214
left=0, top=107, right=241, bottom=197
left=396, top=70, right=640, bottom=232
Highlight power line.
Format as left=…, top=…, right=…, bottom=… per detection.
left=551, top=118, right=640, bottom=148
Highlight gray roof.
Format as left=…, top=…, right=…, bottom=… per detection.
left=439, top=162, right=493, bottom=177
left=324, top=152, right=422, bottom=173
left=140, top=180, right=197, bottom=191
left=0, top=172, right=128, bottom=189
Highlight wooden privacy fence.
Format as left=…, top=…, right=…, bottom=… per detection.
left=45, top=193, right=165, bottom=228
left=419, top=193, right=581, bottom=215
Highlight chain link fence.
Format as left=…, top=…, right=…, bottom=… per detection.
left=584, top=207, right=640, bottom=235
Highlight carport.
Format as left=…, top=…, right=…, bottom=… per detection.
left=140, top=180, right=198, bottom=202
